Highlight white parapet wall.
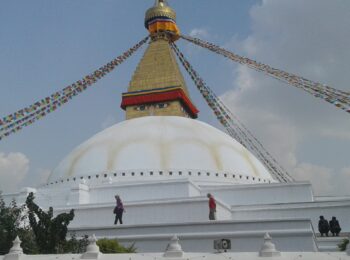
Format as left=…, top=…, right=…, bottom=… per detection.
left=231, top=199, right=350, bottom=232
left=2, top=179, right=203, bottom=208
left=1, top=234, right=349, bottom=260
left=1, top=252, right=350, bottom=260
left=201, top=182, right=314, bottom=206
left=87, top=179, right=202, bottom=204
left=69, top=219, right=318, bottom=252
left=55, top=197, right=232, bottom=227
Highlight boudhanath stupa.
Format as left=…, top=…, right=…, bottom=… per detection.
left=3, top=0, right=350, bottom=254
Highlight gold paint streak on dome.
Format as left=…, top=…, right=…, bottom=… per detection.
left=68, top=145, right=91, bottom=177
left=67, top=140, right=109, bottom=177
left=107, top=136, right=153, bottom=171
left=208, top=146, right=223, bottom=171
left=242, top=149, right=260, bottom=177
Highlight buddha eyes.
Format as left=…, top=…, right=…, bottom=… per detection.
left=136, top=105, right=147, bottom=111
left=135, top=103, right=169, bottom=111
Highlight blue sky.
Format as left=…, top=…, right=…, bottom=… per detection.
left=1, top=0, right=350, bottom=195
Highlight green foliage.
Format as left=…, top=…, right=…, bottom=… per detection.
left=25, top=192, right=75, bottom=254
left=338, top=238, right=349, bottom=251
left=0, top=194, right=25, bottom=255
left=17, top=228, right=40, bottom=254
left=97, top=238, right=136, bottom=253
left=62, top=234, right=89, bottom=254
left=0, top=192, right=80, bottom=255
left=1, top=193, right=132, bottom=255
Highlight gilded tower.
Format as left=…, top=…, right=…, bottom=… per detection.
left=121, top=0, right=199, bottom=120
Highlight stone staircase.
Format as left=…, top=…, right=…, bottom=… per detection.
left=316, top=235, right=347, bottom=252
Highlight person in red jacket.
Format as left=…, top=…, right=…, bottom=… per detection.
left=207, top=193, right=216, bottom=220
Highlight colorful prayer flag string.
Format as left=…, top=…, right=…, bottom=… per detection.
left=0, top=36, right=149, bottom=141
left=171, top=42, right=293, bottom=183
left=180, top=34, right=350, bottom=115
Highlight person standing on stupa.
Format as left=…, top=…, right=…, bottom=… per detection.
left=329, top=216, right=341, bottom=236
left=114, top=195, right=125, bottom=225
left=207, top=193, right=217, bottom=220
left=318, top=216, right=330, bottom=237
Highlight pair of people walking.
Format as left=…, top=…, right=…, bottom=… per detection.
left=318, top=216, right=341, bottom=237
left=113, top=195, right=125, bottom=225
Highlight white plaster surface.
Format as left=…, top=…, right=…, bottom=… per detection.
left=231, top=198, right=350, bottom=232
left=70, top=219, right=318, bottom=252
left=48, top=116, right=275, bottom=183
left=200, top=182, right=314, bottom=206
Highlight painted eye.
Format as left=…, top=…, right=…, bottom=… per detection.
left=136, top=105, right=147, bottom=111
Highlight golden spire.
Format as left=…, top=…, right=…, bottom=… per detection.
left=120, top=1, right=198, bottom=120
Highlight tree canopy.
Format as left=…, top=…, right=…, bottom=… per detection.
left=0, top=192, right=136, bottom=255
left=26, top=192, right=75, bottom=254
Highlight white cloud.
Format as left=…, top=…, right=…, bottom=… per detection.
left=189, top=28, right=209, bottom=39
left=11, top=165, right=52, bottom=191
left=221, top=0, right=350, bottom=195
left=222, top=89, right=299, bottom=169
left=332, top=167, right=350, bottom=196
left=293, top=163, right=333, bottom=195
left=283, top=163, right=350, bottom=196
left=24, top=168, right=51, bottom=188
left=0, top=152, right=30, bottom=193
left=186, top=28, right=212, bottom=56
left=319, top=128, right=350, bottom=141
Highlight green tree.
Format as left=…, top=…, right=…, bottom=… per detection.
left=338, top=238, right=349, bottom=251
left=97, top=238, right=136, bottom=253
left=0, top=194, right=23, bottom=255
left=63, top=234, right=89, bottom=253
left=1, top=192, right=131, bottom=255
left=26, top=192, right=75, bottom=254
left=17, top=228, right=39, bottom=254
left=0, top=193, right=38, bottom=255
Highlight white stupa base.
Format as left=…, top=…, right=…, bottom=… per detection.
left=70, top=219, right=317, bottom=252
left=3, top=179, right=350, bottom=253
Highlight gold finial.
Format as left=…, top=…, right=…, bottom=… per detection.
left=145, top=0, right=176, bottom=23
left=155, top=0, right=167, bottom=7
left=145, top=0, right=179, bottom=41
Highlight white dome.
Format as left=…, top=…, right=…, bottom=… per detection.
left=49, top=116, right=276, bottom=185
